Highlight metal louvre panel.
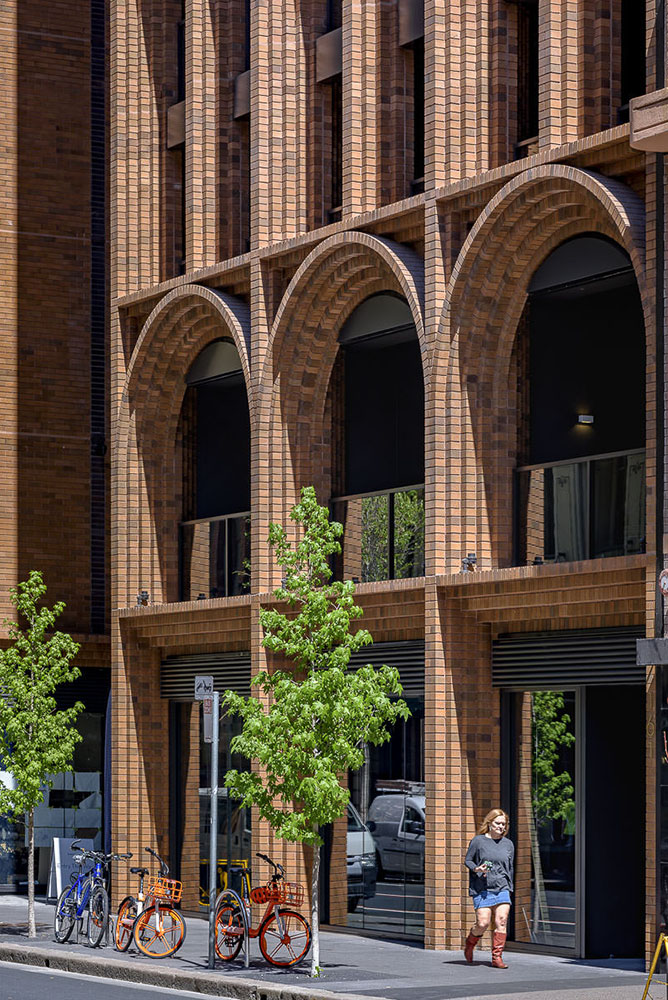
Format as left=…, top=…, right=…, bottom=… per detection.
left=348, top=640, right=425, bottom=697
left=161, top=652, right=251, bottom=701
left=492, top=627, right=645, bottom=688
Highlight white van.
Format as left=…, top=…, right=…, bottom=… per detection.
left=346, top=801, right=377, bottom=911
left=367, top=793, right=425, bottom=880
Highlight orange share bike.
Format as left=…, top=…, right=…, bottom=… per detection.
left=114, top=846, right=187, bottom=959
left=214, top=852, right=311, bottom=967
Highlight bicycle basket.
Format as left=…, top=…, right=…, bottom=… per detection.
left=147, top=877, right=182, bottom=904
left=251, top=881, right=305, bottom=907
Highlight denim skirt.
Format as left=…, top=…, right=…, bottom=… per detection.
left=472, top=888, right=511, bottom=910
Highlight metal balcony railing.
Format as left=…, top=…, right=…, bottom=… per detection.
left=514, top=450, right=645, bottom=566
left=179, top=512, right=251, bottom=599
left=331, top=486, right=425, bottom=583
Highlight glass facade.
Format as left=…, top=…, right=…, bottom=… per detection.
left=332, top=487, right=425, bottom=583
left=515, top=451, right=645, bottom=565
left=337, top=694, right=425, bottom=939
left=0, top=705, right=106, bottom=893
left=180, top=513, right=251, bottom=599
left=509, top=691, right=577, bottom=950
left=198, top=712, right=252, bottom=905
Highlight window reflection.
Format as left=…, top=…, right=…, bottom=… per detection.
left=342, top=695, right=425, bottom=938
left=516, top=451, right=645, bottom=565
left=180, top=513, right=251, bottom=599
left=199, top=713, right=251, bottom=904
left=332, top=488, right=425, bottom=584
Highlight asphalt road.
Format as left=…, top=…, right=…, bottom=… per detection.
left=0, top=962, right=230, bottom=1000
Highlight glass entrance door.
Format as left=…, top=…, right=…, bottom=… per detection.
left=510, top=690, right=579, bottom=952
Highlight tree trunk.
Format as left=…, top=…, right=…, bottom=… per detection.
left=27, top=807, right=36, bottom=938
left=310, top=832, right=320, bottom=977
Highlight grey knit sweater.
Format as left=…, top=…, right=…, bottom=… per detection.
left=464, top=834, right=514, bottom=897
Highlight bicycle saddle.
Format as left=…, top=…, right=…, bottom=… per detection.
left=130, top=866, right=150, bottom=876
left=227, top=865, right=246, bottom=874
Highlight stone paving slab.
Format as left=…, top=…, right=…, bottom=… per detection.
left=0, top=897, right=654, bottom=1000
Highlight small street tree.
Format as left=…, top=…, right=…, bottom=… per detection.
left=0, top=571, right=82, bottom=937
left=224, top=487, right=410, bottom=976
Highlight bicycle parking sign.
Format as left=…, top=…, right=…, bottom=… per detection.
left=194, top=675, right=214, bottom=700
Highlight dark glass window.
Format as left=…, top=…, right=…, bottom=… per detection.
left=196, top=376, right=251, bottom=518
left=344, top=333, right=424, bottom=495
left=330, top=75, right=343, bottom=221
left=327, top=0, right=342, bottom=31
left=620, top=0, right=646, bottom=120
left=517, top=0, right=539, bottom=148
left=412, top=38, right=424, bottom=187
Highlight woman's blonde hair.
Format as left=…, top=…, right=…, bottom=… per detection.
left=476, top=808, right=510, bottom=837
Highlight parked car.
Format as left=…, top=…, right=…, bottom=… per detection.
left=346, top=801, right=377, bottom=911
left=367, top=793, right=425, bottom=880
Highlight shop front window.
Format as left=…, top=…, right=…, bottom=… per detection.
left=331, top=693, right=424, bottom=939
left=199, top=713, right=252, bottom=904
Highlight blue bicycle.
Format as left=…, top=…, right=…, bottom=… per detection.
left=54, top=843, right=132, bottom=947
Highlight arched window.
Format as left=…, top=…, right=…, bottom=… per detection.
left=179, top=340, right=251, bottom=598
left=515, top=235, right=645, bottom=564
left=330, top=293, right=425, bottom=582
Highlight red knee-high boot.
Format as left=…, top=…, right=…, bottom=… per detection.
left=491, top=931, right=508, bottom=968
left=464, top=930, right=483, bottom=964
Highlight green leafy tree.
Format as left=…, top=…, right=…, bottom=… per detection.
left=532, top=691, right=575, bottom=825
left=0, top=571, right=83, bottom=937
left=224, top=487, right=410, bottom=976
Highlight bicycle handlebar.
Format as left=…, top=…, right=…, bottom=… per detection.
left=255, top=852, right=285, bottom=878
left=145, top=845, right=169, bottom=875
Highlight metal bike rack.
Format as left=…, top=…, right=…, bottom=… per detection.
left=215, top=888, right=250, bottom=968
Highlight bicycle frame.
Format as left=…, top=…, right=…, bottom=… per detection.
left=216, top=870, right=295, bottom=941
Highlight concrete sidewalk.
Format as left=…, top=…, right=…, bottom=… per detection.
left=0, top=896, right=655, bottom=1000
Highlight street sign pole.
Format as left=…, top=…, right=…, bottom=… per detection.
left=207, top=689, right=220, bottom=970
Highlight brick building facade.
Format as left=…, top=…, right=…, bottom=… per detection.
left=109, top=0, right=664, bottom=961
left=0, top=0, right=111, bottom=885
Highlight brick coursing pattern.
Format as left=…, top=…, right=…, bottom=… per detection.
left=109, top=0, right=660, bottom=961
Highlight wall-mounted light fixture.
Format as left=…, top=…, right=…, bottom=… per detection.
left=577, top=414, right=594, bottom=425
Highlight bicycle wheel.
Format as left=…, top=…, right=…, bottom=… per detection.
left=114, top=895, right=137, bottom=952
left=54, top=884, right=76, bottom=943
left=133, top=905, right=186, bottom=958
left=214, top=903, right=244, bottom=961
left=88, top=885, right=109, bottom=947
left=259, top=908, right=310, bottom=967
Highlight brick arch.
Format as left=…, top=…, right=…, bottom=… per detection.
left=260, top=233, right=425, bottom=532
left=434, top=165, right=648, bottom=571
left=114, top=285, right=252, bottom=604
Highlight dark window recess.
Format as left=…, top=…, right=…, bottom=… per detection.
left=516, top=0, right=538, bottom=149
left=412, top=37, right=424, bottom=189
left=177, top=19, right=186, bottom=102
left=329, top=75, right=343, bottom=222
left=90, top=0, right=106, bottom=634
left=528, top=272, right=645, bottom=465
left=619, top=0, right=646, bottom=121
left=327, top=0, right=342, bottom=31
left=244, top=0, right=251, bottom=70
left=196, top=376, right=251, bottom=518
left=344, top=334, right=424, bottom=495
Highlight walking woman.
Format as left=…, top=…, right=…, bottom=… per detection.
left=463, top=809, right=514, bottom=969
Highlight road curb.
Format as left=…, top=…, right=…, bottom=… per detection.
left=0, top=942, right=383, bottom=1000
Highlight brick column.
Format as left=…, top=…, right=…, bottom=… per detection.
left=186, top=0, right=218, bottom=270
left=538, top=0, right=581, bottom=149
left=424, top=0, right=490, bottom=189
left=441, top=597, right=499, bottom=951
left=250, top=0, right=308, bottom=246
left=342, top=0, right=379, bottom=215
left=0, top=0, right=18, bottom=617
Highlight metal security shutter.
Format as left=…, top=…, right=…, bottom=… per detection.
left=348, top=640, right=424, bottom=697
left=492, top=627, right=644, bottom=689
left=161, top=651, right=251, bottom=701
